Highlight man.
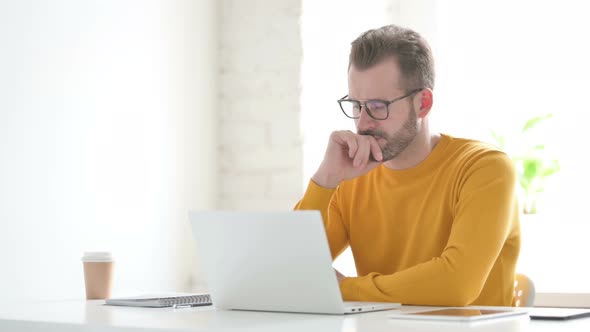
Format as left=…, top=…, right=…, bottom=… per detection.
left=295, top=24, right=520, bottom=306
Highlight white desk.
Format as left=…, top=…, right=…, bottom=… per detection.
left=1, top=299, right=589, bottom=332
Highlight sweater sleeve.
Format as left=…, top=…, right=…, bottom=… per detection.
left=339, top=152, right=517, bottom=306
left=294, top=180, right=349, bottom=260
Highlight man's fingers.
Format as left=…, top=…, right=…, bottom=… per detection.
left=354, top=137, right=371, bottom=168
left=332, top=131, right=358, bottom=159
left=368, top=136, right=383, bottom=162
left=332, top=131, right=383, bottom=167
left=344, top=134, right=358, bottom=159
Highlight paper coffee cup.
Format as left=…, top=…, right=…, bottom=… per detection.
left=82, top=252, right=114, bottom=300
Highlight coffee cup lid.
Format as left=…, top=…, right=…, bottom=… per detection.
left=82, top=252, right=113, bottom=262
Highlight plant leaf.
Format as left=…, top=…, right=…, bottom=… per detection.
left=542, top=160, right=560, bottom=176
left=489, top=130, right=505, bottom=149
left=522, top=114, right=552, bottom=132
left=523, top=159, right=541, bottom=180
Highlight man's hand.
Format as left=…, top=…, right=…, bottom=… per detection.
left=312, top=130, right=383, bottom=188
left=335, top=269, right=346, bottom=283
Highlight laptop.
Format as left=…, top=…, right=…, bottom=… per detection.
left=188, top=210, right=400, bottom=314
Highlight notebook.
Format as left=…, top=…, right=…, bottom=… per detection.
left=105, top=293, right=212, bottom=308
left=188, top=210, right=401, bottom=314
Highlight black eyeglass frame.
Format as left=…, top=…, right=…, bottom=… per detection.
left=337, top=88, right=423, bottom=120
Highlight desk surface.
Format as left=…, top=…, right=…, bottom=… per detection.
left=1, top=299, right=589, bottom=332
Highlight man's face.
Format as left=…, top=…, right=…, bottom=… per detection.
left=348, top=58, right=419, bottom=161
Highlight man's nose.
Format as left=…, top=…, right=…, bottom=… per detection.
left=356, top=105, right=377, bottom=130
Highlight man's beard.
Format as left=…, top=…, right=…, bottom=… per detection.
left=358, top=106, right=418, bottom=162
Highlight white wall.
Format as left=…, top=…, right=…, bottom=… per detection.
left=219, top=0, right=303, bottom=211
left=0, top=0, right=217, bottom=301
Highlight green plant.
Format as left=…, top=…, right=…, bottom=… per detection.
left=491, top=114, right=560, bottom=214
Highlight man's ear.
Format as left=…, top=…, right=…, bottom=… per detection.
left=417, top=88, right=433, bottom=118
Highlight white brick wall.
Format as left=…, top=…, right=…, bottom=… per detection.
left=219, top=0, right=303, bottom=211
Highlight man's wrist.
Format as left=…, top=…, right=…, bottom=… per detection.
left=311, top=170, right=341, bottom=189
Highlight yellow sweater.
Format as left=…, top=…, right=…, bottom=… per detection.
left=295, top=134, right=520, bottom=306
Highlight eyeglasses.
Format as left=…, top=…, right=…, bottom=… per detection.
left=337, top=88, right=423, bottom=120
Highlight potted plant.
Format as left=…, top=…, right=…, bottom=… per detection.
left=491, top=114, right=560, bottom=214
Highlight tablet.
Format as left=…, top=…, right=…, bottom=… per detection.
left=389, top=308, right=527, bottom=322
left=528, top=307, right=590, bottom=320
